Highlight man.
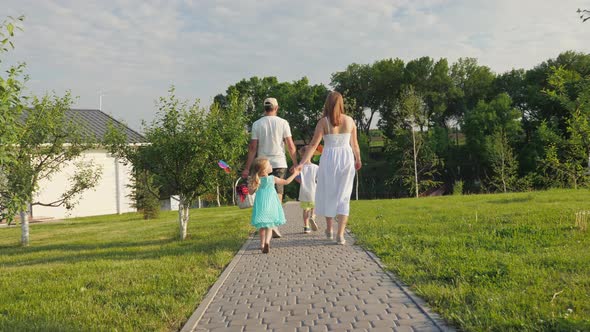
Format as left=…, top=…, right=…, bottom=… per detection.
left=242, top=97, right=298, bottom=238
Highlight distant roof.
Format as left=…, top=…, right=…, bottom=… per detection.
left=21, top=109, right=146, bottom=144
left=67, top=109, right=145, bottom=144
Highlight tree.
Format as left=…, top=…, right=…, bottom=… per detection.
left=3, top=93, right=102, bottom=246
left=487, top=130, right=519, bottom=192
left=463, top=93, right=522, bottom=187
left=448, top=58, right=495, bottom=119
left=0, top=16, right=26, bottom=217
left=380, top=86, right=442, bottom=197
left=129, top=169, right=160, bottom=219
left=540, top=66, right=590, bottom=188
left=139, top=88, right=248, bottom=240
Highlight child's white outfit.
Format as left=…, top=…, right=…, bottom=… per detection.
left=299, top=163, right=319, bottom=208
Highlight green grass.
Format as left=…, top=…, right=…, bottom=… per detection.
left=0, top=207, right=251, bottom=331
left=349, top=189, right=590, bottom=331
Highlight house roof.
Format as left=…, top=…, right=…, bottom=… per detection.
left=21, top=109, right=146, bottom=144
left=67, top=109, right=146, bottom=144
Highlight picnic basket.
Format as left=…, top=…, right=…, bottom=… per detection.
left=234, top=177, right=255, bottom=209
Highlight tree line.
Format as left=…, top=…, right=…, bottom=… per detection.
left=215, top=51, right=590, bottom=198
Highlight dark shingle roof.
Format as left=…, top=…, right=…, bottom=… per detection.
left=66, top=109, right=146, bottom=144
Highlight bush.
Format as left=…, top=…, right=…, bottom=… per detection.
left=130, top=170, right=160, bottom=220
left=453, top=180, right=464, bottom=195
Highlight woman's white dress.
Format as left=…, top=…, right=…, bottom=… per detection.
left=315, top=118, right=356, bottom=217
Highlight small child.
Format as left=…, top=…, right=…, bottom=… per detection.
left=249, top=158, right=299, bottom=253
left=296, top=145, right=319, bottom=234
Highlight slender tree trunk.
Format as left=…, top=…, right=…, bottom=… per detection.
left=501, top=138, right=507, bottom=193
left=216, top=185, right=221, bottom=207
left=20, top=210, right=29, bottom=246
left=178, top=198, right=190, bottom=240
left=197, top=196, right=201, bottom=209
left=412, top=129, right=419, bottom=198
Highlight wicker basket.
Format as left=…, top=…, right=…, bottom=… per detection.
left=234, top=177, right=255, bottom=209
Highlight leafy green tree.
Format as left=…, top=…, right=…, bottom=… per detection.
left=539, top=66, right=590, bottom=188
left=4, top=93, right=102, bottom=246
left=129, top=169, right=160, bottom=220
left=448, top=58, right=496, bottom=118
left=0, top=16, right=26, bottom=215
left=381, top=86, right=442, bottom=197
left=463, top=93, right=521, bottom=187
left=487, top=130, right=519, bottom=192
left=138, top=88, right=248, bottom=240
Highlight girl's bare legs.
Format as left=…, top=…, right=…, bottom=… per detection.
left=325, top=217, right=334, bottom=239
left=259, top=228, right=266, bottom=250
left=336, top=214, right=348, bottom=244
left=265, top=227, right=273, bottom=247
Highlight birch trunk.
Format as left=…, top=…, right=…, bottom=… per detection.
left=178, top=199, right=190, bottom=240
left=216, top=185, right=221, bottom=207
left=20, top=210, right=29, bottom=246
left=412, top=129, right=419, bottom=198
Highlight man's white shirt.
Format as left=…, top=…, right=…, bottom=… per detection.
left=251, top=116, right=292, bottom=169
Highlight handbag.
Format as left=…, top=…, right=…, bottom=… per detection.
left=234, top=177, right=255, bottom=209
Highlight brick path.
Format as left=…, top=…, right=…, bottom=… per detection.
left=182, top=202, right=453, bottom=332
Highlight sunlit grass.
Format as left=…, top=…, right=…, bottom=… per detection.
left=349, top=189, right=590, bottom=331
left=0, top=207, right=251, bottom=331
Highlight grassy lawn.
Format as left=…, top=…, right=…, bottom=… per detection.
left=0, top=207, right=251, bottom=331
left=349, top=189, right=590, bottom=331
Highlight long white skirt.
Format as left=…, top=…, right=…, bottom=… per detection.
left=315, top=145, right=355, bottom=217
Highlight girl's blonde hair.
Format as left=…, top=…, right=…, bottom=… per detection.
left=248, top=158, right=269, bottom=192
left=322, top=91, right=345, bottom=127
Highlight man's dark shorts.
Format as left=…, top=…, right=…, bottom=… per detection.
left=271, top=168, right=287, bottom=195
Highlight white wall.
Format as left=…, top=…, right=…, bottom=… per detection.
left=32, top=149, right=136, bottom=219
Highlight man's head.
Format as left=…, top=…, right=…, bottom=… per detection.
left=264, top=97, right=279, bottom=113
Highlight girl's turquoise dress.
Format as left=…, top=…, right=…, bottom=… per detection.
left=251, top=176, right=286, bottom=229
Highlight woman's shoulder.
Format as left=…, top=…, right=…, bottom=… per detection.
left=343, top=114, right=355, bottom=124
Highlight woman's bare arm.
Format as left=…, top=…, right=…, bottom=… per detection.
left=298, top=120, right=324, bottom=168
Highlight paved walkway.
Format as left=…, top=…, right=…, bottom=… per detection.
left=182, top=202, right=453, bottom=332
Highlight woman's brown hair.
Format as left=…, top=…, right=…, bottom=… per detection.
left=322, top=91, right=345, bottom=127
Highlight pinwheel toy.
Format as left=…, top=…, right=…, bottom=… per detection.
left=218, top=160, right=231, bottom=174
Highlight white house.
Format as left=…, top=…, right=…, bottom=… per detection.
left=31, top=109, right=145, bottom=220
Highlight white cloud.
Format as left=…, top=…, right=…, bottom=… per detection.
left=1, top=0, right=588, bottom=131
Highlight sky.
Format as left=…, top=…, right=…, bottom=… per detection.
left=2, top=0, right=589, bottom=132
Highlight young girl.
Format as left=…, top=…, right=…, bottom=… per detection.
left=249, top=158, right=299, bottom=253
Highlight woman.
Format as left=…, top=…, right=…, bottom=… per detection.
left=297, top=91, right=362, bottom=245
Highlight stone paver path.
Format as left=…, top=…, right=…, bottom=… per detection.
left=182, top=202, right=452, bottom=332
